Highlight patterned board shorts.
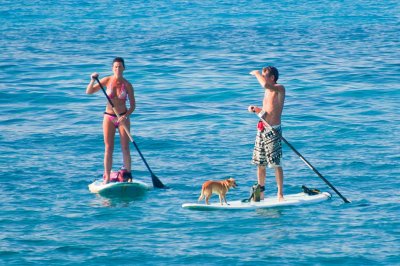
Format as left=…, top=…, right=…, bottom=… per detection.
left=252, top=123, right=282, bottom=168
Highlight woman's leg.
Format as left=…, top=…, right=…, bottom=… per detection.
left=103, top=115, right=116, bottom=184
left=118, top=119, right=132, bottom=173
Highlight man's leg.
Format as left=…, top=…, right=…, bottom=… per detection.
left=257, top=165, right=266, bottom=200
left=275, top=167, right=284, bottom=201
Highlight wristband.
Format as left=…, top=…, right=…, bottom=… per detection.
left=257, top=110, right=266, bottom=118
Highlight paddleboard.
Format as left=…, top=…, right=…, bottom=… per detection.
left=182, top=192, right=331, bottom=210
left=88, top=180, right=151, bottom=197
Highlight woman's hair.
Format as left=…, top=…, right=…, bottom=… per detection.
left=112, top=57, right=125, bottom=68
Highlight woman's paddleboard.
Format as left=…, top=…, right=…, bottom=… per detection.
left=88, top=180, right=151, bottom=197
left=182, top=192, right=331, bottom=211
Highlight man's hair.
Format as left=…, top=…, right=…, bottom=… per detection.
left=113, top=57, right=125, bottom=68
left=264, top=66, right=279, bottom=82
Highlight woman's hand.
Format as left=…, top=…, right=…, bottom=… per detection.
left=117, top=115, right=129, bottom=124
left=86, top=73, right=99, bottom=94
left=91, top=72, right=99, bottom=80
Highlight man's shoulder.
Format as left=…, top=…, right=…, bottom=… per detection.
left=274, top=83, right=285, bottom=93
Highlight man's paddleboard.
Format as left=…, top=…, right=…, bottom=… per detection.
left=182, top=192, right=331, bottom=210
left=88, top=180, right=151, bottom=197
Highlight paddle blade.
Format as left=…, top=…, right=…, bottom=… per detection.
left=152, top=174, right=168, bottom=189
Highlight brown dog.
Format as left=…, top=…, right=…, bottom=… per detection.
left=198, top=177, right=237, bottom=205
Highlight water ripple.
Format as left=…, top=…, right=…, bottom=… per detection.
left=1, top=0, right=399, bottom=265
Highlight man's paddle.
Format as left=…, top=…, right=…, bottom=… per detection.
left=94, top=77, right=168, bottom=189
left=255, top=112, right=350, bottom=203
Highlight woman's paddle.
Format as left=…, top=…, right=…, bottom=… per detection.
left=255, top=112, right=350, bottom=203
left=94, top=77, right=168, bottom=189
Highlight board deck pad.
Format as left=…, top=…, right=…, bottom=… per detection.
left=182, top=192, right=331, bottom=210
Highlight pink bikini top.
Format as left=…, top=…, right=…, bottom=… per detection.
left=106, top=78, right=127, bottom=101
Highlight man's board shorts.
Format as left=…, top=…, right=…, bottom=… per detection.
left=252, top=121, right=282, bottom=168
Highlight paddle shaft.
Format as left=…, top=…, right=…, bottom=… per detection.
left=94, top=77, right=167, bottom=188
left=256, top=114, right=350, bottom=203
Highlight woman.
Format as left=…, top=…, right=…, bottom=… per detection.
left=86, top=57, right=136, bottom=184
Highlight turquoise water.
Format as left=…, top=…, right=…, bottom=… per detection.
left=1, top=0, right=399, bottom=265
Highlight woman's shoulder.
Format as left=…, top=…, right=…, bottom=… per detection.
left=124, top=79, right=134, bottom=89
left=101, top=75, right=112, bottom=84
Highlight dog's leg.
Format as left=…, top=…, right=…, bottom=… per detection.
left=198, top=191, right=204, bottom=202
left=224, top=195, right=229, bottom=205
left=222, top=193, right=229, bottom=205
left=205, top=194, right=210, bottom=205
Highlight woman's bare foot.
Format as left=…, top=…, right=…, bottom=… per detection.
left=103, top=174, right=110, bottom=185
left=277, top=194, right=284, bottom=202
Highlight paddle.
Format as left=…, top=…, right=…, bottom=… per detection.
left=94, top=77, right=168, bottom=189
left=254, top=112, right=350, bottom=203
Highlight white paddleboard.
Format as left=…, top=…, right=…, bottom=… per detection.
left=88, top=180, right=151, bottom=197
left=182, top=192, right=331, bottom=210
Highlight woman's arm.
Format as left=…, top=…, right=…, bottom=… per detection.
left=126, top=82, right=136, bottom=116
left=86, top=73, right=108, bottom=94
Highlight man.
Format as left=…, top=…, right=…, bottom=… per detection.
left=248, top=66, right=285, bottom=201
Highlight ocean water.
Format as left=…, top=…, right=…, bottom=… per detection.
left=1, top=0, right=399, bottom=265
